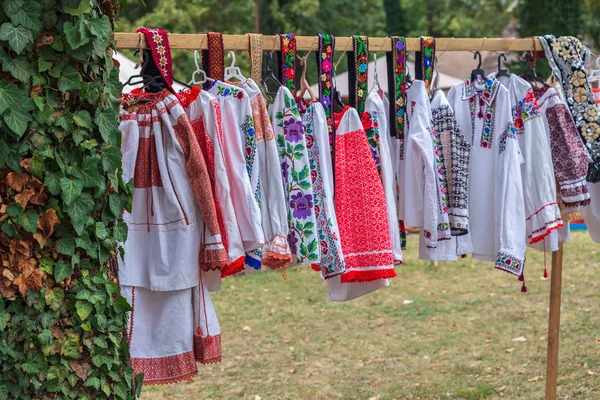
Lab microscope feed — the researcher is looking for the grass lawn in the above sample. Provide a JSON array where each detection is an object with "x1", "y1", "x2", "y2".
[{"x1": 142, "y1": 232, "x2": 600, "y2": 400}]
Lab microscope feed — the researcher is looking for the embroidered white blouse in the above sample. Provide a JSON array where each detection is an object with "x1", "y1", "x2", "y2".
[{"x1": 447, "y1": 77, "x2": 527, "y2": 277}]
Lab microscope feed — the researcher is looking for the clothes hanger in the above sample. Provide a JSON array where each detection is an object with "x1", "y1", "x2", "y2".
[
  {"x1": 224, "y1": 51, "x2": 246, "y2": 82},
  {"x1": 188, "y1": 50, "x2": 214, "y2": 86},
  {"x1": 470, "y1": 51, "x2": 486, "y2": 82},
  {"x1": 262, "y1": 50, "x2": 282, "y2": 97},
  {"x1": 372, "y1": 53, "x2": 382, "y2": 93},
  {"x1": 296, "y1": 55, "x2": 317, "y2": 103},
  {"x1": 123, "y1": 50, "x2": 169, "y2": 94},
  {"x1": 522, "y1": 52, "x2": 546, "y2": 87},
  {"x1": 496, "y1": 53, "x2": 510, "y2": 79}
]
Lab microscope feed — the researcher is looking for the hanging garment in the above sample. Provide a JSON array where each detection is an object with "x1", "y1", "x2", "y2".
[
  {"x1": 447, "y1": 77, "x2": 527, "y2": 278},
  {"x1": 119, "y1": 89, "x2": 222, "y2": 384},
  {"x1": 235, "y1": 79, "x2": 292, "y2": 268},
  {"x1": 303, "y1": 102, "x2": 346, "y2": 278},
  {"x1": 272, "y1": 86, "x2": 320, "y2": 266},
  {"x1": 178, "y1": 87, "x2": 246, "y2": 274},
  {"x1": 334, "y1": 106, "x2": 396, "y2": 282},
  {"x1": 581, "y1": 90, "x2": 600, "y2": 243},
  {"x1": 397, "y1": 81, "x2": 448, "y2": 251},
  {"x1": 206, "y1": 80, "x2": 264, "y2": 273},
  {"x1": 365, "y1": 89, "x2": 403, "y2": 264},
  {"x1": 493, "y1": 74, "x2": 564, "y2": 246},
  {"x1": 539, "y1": 35, "x2": 600, "y2": 183}
]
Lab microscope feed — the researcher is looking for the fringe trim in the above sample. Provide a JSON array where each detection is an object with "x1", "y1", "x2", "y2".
[
  {"x1": 244, "y1": 254, "x2": 262, "y2": 270},
  {"x1": 221, "y1": 257, "x2": 245, "y2": 278},
  {"x1": 262, "y1": 251, "x2": 293, "y2": 269},
  {"x1": 340, "y1": 267, "x2": 396, "y2": 283},
  {"x1": 199, "y1": 247, "x2": 229, "y2": 272}
]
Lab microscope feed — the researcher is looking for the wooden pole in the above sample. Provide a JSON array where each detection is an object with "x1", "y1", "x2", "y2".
[{"x1": 545, "y1": 243, "x2": 564, "y2": 400}]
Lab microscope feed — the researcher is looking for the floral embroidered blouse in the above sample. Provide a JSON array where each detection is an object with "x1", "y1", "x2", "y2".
[
  {"x1": 272, "y1": 86, "x2": 320, "y2": 266},
  {"x1": 447, "y1": 77, "x2": 527, "y2": 277}
]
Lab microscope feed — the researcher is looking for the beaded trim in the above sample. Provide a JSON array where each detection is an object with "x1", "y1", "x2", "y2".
[
  {"x1": 386, "y1": 36, "x2": 407, "y2": 139},
  {"x1": 136, "y1": 27, "x2": 173, "y2": 89},
  {"x1": 279, "y1": 33, "x2": 297, "y2": 97},
  {"x1": 248, "y1": 34, "x2": 263, "y2": 84},
  {"x1": 317, "y1": 34, "x2": 336, "y2": 149},
  {"x1": 420, "y1": 36, "x2": 435, "y2": 94},
  {"x1": 348, "y1": 35, "x2": 368, "y2": 114},
  {"x1": 202, "y1": 32, "x2": 225, "y2": 85}
]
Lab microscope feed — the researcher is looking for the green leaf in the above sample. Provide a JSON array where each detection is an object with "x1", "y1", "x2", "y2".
[
  {"x1": 113, "y1": 295, "x2": 132, "y2": 312},
  {"x1": 85, "y1": 377, "x2": 101, "y2": 390},
  {"x1": 1, "y1": 221, "x2": 18, "y2": 238},
  {"x1": 0, "y1": 311, "x2": 10, "y2": 331},
  {"x1": 0, "y1": 138, "x2": 22, "y2": 171},
  {"x1": 81, "y1": 321, "x2": 91, "y2": 331},
  {"x1": 74, "y1": 157, "x2": 103, "y2": 189},
  {"x1": 57, "y1": 65, "x2": 81, "y2": 92},
  {"x1": 299, "y1": 165, "x2": 309, "y2": 181},
  {"x1": 18, "y1": 209, "x2": 38, "y2": 233},
  {"x1": 87, "y1": 15, "x2": 110, "y2": 44},
  {"x1": 75, "y1": 300, "x2": 93, "y2": 321},
  {"x1": 63, "y1": 19, "x2": 89, "y2": 50},
  {"x1": 60, "y1": 334, "x2": 80, "y2": 359},
  {"x1": 298, "y1": 180, "x2": 311, "y2": 190},
  {"x1": 2, "y1": 56, "x2": 30, "y2": 82},
  {"x1": 39, "y1": 258, "x2": 54, "y2": 274},
  {"x1": 22, "y1": 360, "x2": 41, "y2": 373},
  {"x1": 44, "y1": 171, "x2": 61, "y2": 195},
  {"x1": 62, "y1": 0, "x2": 89, "y2": 16},
  {"x1": 67, "y1": 192, "x2": 94, "y2": 235},
  {"x1": 45, "y1": 288, "x2": 64, "y2": 311},
  {"x1": 0, "y1": 22, "x2": 33, "y2": 54},
  {"x1": 2, "y1": 0, "x2": 24, "y2": 16},
  {"x1": 63, "y1": 0, "x2": 82, "y2": 8},
  {"x1": 0, "y1": 80, "x2": 21, "y2": 115},
  {"x1": 39, "y1": 312, "x2": 55, "y2": 328},
  {"x1": 59, "y1": 177, "x2": 83, "y2": 205},
  {"x1": 307, "y1": 239, "x2": 318, "y2": 253},
  {"x1": 11, "y1": 1, "x2": 42, "y2": 32},
  {"x1": 299, "y1": 243, "x2": 308, "y2": 257},
  {"x1": 4, "y1": 106, "x2": 32, "y2": 136},
  {"x1": 92, "y1": 353, "x2": 111, "y2": 367},
  {"x1": 55, "y1": 235, "x2": 75, "y2": 255},
  {"x1": 102, "y1": 144, "x2": 121, "y2": 173},
  {"x1": 95, "y1": 107, "x2": 118, "y2": 144},
  {"x1": 73, "y1": 110, "x2": 93, "y2": 130},
  {"x1": 38, "y1": 57, "x2": 52, "y2": 72},
  {"x1": 37, "y1": 329, "x2": 53, "y2": 346},
  {"x1": 53, "y1": 261, "x2": 73, "y2": 283},
  {"x1": 113, "y1": 221, "x2": 128, "y2": 242},
  {"x1": 94, "y1": 222, "x2": 107, "y2": 240},
  {"x1": 30, "y1": 155, "x2": 44, "y2": 178},
  {"x1": 93, "y1": 336, "x2": 108, "y2": 349}
]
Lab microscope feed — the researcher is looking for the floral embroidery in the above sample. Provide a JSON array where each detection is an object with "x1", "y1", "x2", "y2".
[
  {"x1": 241, "y1": 115, "x2": 257, "y2": 182},
  {"x1": 463, "y1": 76, "x2": 500, "y2": 148},
  {"x1": 202, "y1": 32, "x2": 225, "y2": 83},
  {"x1": 541, "y1": 35, "x2": 600, "y2": 182},
  {"x1": 499, "y1": 122, "x2": 517, "y2": 154},
  {"x1": 274, "y1": 89, "x2": 319, "y2": 265},
  {"x1": 388, "y1": 37, "x2": 407, "y2": 139},
  {"x1": 362, "y1": 111, "x2": 382, "y2": 174},
  {"x1": 280, "y1": 33, "x2": 297, "y2": 97},
  {"x1": 318, "y1": 34, "x2": 335, "y2": 147},
  {"x1": 519, "y1": 90, "x2": 541, "y2": 122},
  {"x1": 216, "y1": 85, "x2": 244, "y2": 100},
  {"x1": 136, "y1": 27, "x2": 173, "y2": 88},
  {"x1": 420, "y1": 36, "x2": 435, "y2": 93},
  {"x1": 349, "y1": 35, "x2": 368, "y2": 114},
  {"x1": 303, "y1": 106, "x2": 344, "y2": 278},
  {"x1": 494, "y1": 251, "x2": 525, "y2": 277}
]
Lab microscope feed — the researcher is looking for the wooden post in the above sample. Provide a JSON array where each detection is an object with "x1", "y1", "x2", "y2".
[{"x1": 545, "y1": 243, "x2": 564, "y2": 400}]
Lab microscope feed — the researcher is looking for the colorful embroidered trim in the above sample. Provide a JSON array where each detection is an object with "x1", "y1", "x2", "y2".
[
  {"x1": 317, "y1": 34, "x2": 335, "y2": 147},
  {"x1": 420, "y1": 36, "x2": 435, "y2": 93},
  {"x1": 540, "y1": 35, "x2": 600, "y2": 183},
  {"x1": 136, "y1": 27, "x2": 174, "y2": 89},
  {"x1": 386, "y1": 37, "x2": 407, "y2": 139},
  {"x1": 248, "y1": 33, "x2": 263, "y2": 84},
  {"x1": 279, "y1": 33, "x2": 297, "y2": 97},
  {"x1": 494, "y1": 251, "x2": 525, "y2": 277},
  {"x1": 348, "y1": 35, "x2": 368, "y2": 114},
  {"x1": 202, "y1": 32, "x2": 225, "y2": 85}
]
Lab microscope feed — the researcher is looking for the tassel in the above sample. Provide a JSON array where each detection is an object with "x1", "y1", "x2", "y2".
[
  {"x1": 542, "y1": 241, "x2": 548, "y2": 280},
  {"x1": 518, "y1": 273, "x2": 524, "y2": 282},
  {"x1": 460, "y1": 254, "x2": 467, "y2": 259},
  {"x1": 543, "y1": 268, "x2": 548, "y2": 279},
  {"x1": 196, "y1": 326, "x2": 203, "y2": 336},
  {"x1": 521, "y1": 281, "x2": 527, "y2": 293}
]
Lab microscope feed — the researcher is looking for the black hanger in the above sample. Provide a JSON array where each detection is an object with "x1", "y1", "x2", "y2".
[
  {"x1": 523, "y1": 56, "x2": 545, "y2": 86},
  {"x1": 470, "y1": 51, "x2": 486, "y2": 82},
  {"x1": 262, "y1": 51, "x2": 282, "y2": 97},
  {"x1": 123, "y1": 50, "x2": 169, "y2": 93},
  {"x1": 332, "y1": 64, "x2": 345, "y2": 112},
  {"x1": 497, "y1": 53, "x2": 510, "y2": 79}
]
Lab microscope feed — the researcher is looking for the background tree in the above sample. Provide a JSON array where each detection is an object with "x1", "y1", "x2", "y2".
[{"x1": 0, "y1": 0, "x2": 139, "y2": 398}]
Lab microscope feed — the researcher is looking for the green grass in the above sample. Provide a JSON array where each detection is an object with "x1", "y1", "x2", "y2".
[{"x1": 142, "y1": 232, "x2": 600, "y2": 399}]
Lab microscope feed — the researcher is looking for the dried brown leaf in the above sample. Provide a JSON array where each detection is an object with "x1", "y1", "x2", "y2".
[
  {"x1": 0, "y1": 279, "x2": 16, "y2": 298},
  {"x1": 69, "y1": 360, "x2": 90, "y2": 381},
  {"x1": 6, "y1": 172, "x2": 30, "y2": 192},
  {"x1": 14, "y1": 189, "x2": 35, "y2": 210},
  {"x1": 25, "y1": 268, "x2": 43, "y2": 292},
  {"x1": 13, "y1": 274, "x2": 28, "y2": 297},
  {"x1": 38, "y1": 208, "x2": 60, "y2": 239},
  {"x1": 19, "y1": 158, "x2": 31, "y2": 171},
  {"x1": 2, "y1": 268, "x2": 15, "y2": 281}
]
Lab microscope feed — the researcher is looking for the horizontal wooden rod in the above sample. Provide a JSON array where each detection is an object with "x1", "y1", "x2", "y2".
[{"x1": 114, "y1": 33, "x2": 542, "y2": 52}]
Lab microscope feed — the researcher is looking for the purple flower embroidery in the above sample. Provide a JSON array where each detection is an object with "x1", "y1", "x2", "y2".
[
  {"x1": 284, "y1": 118, "x2": 304, "y2": 142},
  {"x1": 290, "y1": 192, "x2": 313, "y2": 219},
  {"x1": 321, "y1": 96, "x2": 331, "y2": 109},
  {"x1": 288, "y1": 231, "x2": 299, "y2": 254},
  {"x1": 396, "y1": 40, "x2": 405, "y2": 51},
  {"x1": 281, "y1": 161, "x2": 290, "y2": 181}
]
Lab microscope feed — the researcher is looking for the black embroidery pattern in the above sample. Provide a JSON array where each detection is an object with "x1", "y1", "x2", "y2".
[{"x1": 431, "y1": 104, "x2": 470, "y2": 236}]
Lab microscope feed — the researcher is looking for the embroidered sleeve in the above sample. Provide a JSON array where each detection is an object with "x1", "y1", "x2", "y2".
[{"x1": 546, "y1": 104, "x2": 590, "y2": 207}]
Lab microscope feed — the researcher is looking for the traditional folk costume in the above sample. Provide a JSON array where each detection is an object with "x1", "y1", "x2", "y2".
[
  {"x1": 447, "y1": 76, "x2": 527, "y2": 280},
  {"x1": 581, "y1": 88, "x2": 600, "y2": 243}
]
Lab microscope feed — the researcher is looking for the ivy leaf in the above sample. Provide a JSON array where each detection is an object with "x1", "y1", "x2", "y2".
[
  {"x1": 63, "y1": 19, "x2": 89, "y2": 50},
  {"x1": 58, "y1": 65, "x2": 81, "y2": 92},
  {"x1": 94, "y1": 222, "x2": 107, "y2": 240},
  {"x1": 2, "y1": 56, "x2": 30, "y2": 82},
  {"x1": 39, "y1": 258, "x2": 54, "y2": 274},
  {"x1": 60, "y1": 334, "x2": 81, "y2": 359},
  {"x1": 0, "y1": 311, "x2": 10, "y2": 331},
  {"x1": 67, "y1": 192, "x2": 94, "y2": 235},
  {"x1": 73, "y1": 158, "x2": 102, "y2": 188},
  {"x1": 0, "y1": 81, "x2": 23, "y2": 115},
  {"x1": 62, "y1": 0, "x2": 90, "y2": 16},
  {"x1": 0, "y1": 22, "x2": 33, "y2": 54},
  {"x1": 44, "y1": 171, "x2": 61, "y2": 195},
  {"x1": 2, "y1": 0, "x2": 24, "y2": 16},
  {"x1": 39, "y1": 312, "x2": 55, "y2": 328},
  {"x1": 56, "y1": 234, "x2": 75, "y2": 255},
  {"x1": 59, "y1": 177, "x2": 83, "y2": 205},
  {"x1": 101, "y1": 145, "x2": 121, "y2": 173},
  {"x1": 54, "y1": 261, "x2": 73, "y2": 283},
  {"x1": 45, "y1": 287, "x2": 64, "y2": 311},
  {"x1": 38, "y1": 329, "x2": 53, "y2": 345},
  {"x1": 95, "y1": 107, "x2": 118, "y2": 144},
  {"x1": 73, "y1": 110, "x2": 93, "y2": 130},
  {"x1": 75, "y1": 300, "x2": 93, "y2": 321},
  {"x1": 108, "y1": 193, "x2": 123, "y2": 218},
  {"x1": 11, "y1": 1, "x2": 43, "y2": 33},
  {"x1": 63, "y1": 0, "x2": 82, "y2": 8},
  {"x1": 113, "y1": 221, "x2": 127, "y2": 242},
  {"x1": 18, "y1": 209, "x2": 38, "y2": 233},
  {"x1": 0, "y1": 138, "x2": 22, "y2": 171},
  {"x1": 85, "y1": 377, "x2": 101, "y2": 390},
  {"x1": 4, "y1": 106, "x2": 32, "y2": 136}
]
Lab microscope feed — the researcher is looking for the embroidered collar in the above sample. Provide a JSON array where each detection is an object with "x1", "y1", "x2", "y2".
[
  {"x1": 136, "y1": 27, "x2": 173, "y2": 90},
  {"x1": 461, "y1": 76, "x2": 500, "y2": 105}
]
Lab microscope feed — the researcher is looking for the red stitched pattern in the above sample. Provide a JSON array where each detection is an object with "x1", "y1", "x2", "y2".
[
  {"x1": 134, "y1": 136, "x2": 163, "y2": 188},
  {"x1": 194, "y1": 333, "x2": 222, "y2": 364},
  {"x1": 136, "y1": 27, "x2": 173, "y2": 88},
  {"x1": 203, "y1": 32, "x2": 225, "y2": 82},
  {"x1": 131, "y1": 351, "x2": 198, "y2": 385},
  {"x1": 173, "y1": 114, "x2": 219, "y2": 235},
  {"x1": 335, "y1": 128, "x2": 395, "y2": 283}
]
